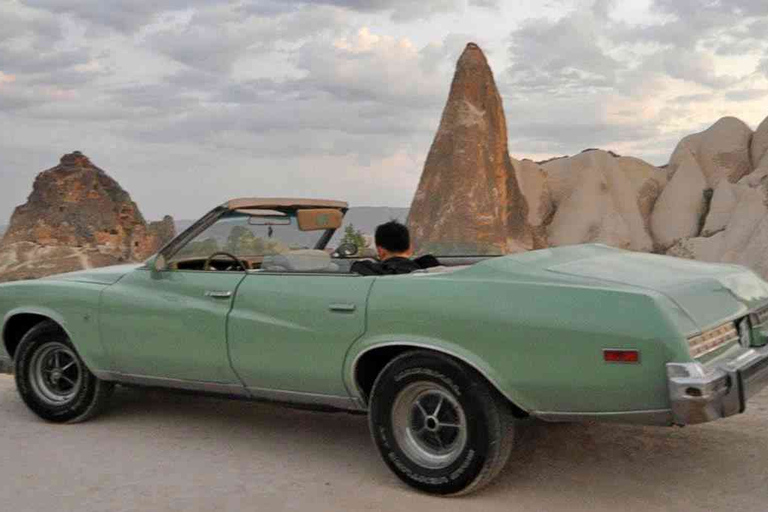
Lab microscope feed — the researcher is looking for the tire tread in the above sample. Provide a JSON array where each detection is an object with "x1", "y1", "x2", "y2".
[
  {"x1": 14, "y1": 320, "x2": 113, "y2": 423},
  {"x1": 369, "y1": 350, "x2": 516, "y2": 496}
]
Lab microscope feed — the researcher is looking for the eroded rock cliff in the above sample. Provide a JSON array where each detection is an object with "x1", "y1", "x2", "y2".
[
  {"x1": 407, "y1": 42, "x2": 768, "y2": 280},
  {"x1": 0, "y1": 152, "x2": 175, "y2": 282}
]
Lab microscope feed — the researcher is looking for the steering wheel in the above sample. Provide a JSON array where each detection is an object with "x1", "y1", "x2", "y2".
[{"x1": 204, "y1": 251, "x2": 247, "y2": 272}]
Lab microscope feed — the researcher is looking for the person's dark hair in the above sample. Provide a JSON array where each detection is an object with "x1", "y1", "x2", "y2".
[{"x1": 375, "y1": 220, "x2": 410, "y2": 253}]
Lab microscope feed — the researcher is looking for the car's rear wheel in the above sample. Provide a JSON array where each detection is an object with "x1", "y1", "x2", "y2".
[
  {"x1": 15, "y1": 321, "x2": 114, "y2": 423},
  {"x1": 368, "y1": 351, "x2": 515, "y2": 496}
]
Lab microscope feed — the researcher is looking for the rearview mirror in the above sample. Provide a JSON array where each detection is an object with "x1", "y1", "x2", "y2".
[{"x1": 247, "y1": 216, "x2": 291, "y2": 226}]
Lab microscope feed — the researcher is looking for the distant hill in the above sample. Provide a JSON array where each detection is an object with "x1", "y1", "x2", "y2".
[
  {"x1": 174, "y1": 206, "x2": 410, "y2": 249},
  {"x1": 0, "y1": 225, "x2": 6, "y2": 239}
]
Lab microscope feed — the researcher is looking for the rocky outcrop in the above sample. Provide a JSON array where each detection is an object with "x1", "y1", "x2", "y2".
[
  {"x1": 541, "y1": 150, "x2": 665, "y2": 252},
  {"x1": 667, "y1": 157, "x2": 768, "y2": 267},
  {"x1": 0, "y1": 152, "x2": 175, "y2": 282},
  {"x1": 753, "y1": 116, "x2": 768, "y2": 169},
  {"x1": 667, "y1": 117, "x2": 753, "y2": 187},
  {"x1": 510, "y1": 158, "x2": 553, "y2": 249},
  {"x1": 408, "y1": 43, "x2": 534, "y2": 255},
  {"x1": 405, "y1": 43, "x2": 768, "y2": 281},
  {"x1": 661, "y1": 115, "x2": 768, "y2": 279},
  {"x1": 650, "y1": 152, "x2": 708, "y2": 250}
]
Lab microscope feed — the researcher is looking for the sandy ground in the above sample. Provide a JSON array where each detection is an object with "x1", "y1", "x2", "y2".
[{"x1": 0, "y1": 375, "x2": 767, "y2": 512}]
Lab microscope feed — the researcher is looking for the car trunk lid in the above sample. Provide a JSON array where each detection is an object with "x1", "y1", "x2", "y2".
[{"x1": 546, "y1": 248, "x2": 768, "y2": 333}]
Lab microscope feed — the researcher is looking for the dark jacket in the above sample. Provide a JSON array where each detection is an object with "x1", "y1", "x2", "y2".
[{"x1": 351, "y1": 255, "x2": 439, "y2": 276}]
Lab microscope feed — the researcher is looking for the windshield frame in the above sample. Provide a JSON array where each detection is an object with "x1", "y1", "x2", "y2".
[{"x1": 156, "y1": 205, "x2": 345, "y2": 264}]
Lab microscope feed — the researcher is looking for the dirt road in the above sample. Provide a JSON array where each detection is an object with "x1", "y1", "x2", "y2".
[{"x1": 1, "y1": 375, "x2": 766, "y2": 512}]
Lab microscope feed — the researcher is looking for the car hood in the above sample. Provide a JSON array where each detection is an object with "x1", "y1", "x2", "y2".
[
  {"x1": 544, "y1": 246, "x2": 768, "y2": 332},
  {"x1": 43, "y1": 263, "x2": 143, "y2": 285}
]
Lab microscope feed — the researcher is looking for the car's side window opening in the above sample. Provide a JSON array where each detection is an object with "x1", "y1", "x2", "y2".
[{"x1": 167, "y1": 209, "x2": 349, "y2": 274}]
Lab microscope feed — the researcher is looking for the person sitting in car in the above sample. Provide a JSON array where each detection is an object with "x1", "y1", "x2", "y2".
[{"x1": 351, "y1": 221, "x2": 438, "y2": 276}]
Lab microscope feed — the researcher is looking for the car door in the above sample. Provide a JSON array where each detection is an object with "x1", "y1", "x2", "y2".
[
  {"x1": 99, "y1": 209, "x2": 251, "y2": 385},
  {"x1": 227, "y1": 273, "x2": 374, "y2": 400},
  {"x1": 100, "y1": 267, "x2": 246, "y2": 383}
]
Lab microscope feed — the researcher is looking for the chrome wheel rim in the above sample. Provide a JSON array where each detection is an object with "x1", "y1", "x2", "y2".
[
  {"x1": 29, "y1": 342, "x2": 82, "y2": 406},
  {"x1": 391, "y1": 382, "x2": 468, "y2": 470}
]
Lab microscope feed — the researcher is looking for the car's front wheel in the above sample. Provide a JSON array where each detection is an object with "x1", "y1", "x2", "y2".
[
  {"x1": 15, "y1": 321, "x2": 114, "y2": 423},
  {"x1": 368, "y1": 351, "x2": 515, "y2": 496}
]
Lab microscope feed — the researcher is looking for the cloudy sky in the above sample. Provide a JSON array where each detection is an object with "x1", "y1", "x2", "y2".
[{"x1": 1, "y1": 0, "x2": 767, "y2": 223}]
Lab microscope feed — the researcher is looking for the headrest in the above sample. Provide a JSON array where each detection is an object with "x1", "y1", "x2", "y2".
[{"x1": 267, "y1": 250, "x2": 332, "y2": 272}]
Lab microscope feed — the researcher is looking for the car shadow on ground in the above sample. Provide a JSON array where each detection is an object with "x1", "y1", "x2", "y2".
[{"x1": 83, "y1": 386, "x2": 768, "y2": 509}]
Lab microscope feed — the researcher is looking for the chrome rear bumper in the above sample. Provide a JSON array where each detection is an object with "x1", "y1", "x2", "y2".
[{"x1": 667, "y1": 345, "x2": 768, "y2": 425}]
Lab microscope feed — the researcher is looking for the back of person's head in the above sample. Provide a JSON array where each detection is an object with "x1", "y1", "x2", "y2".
[{"x1": 375, "y1": 221, "x2": 410, "y2": 254}]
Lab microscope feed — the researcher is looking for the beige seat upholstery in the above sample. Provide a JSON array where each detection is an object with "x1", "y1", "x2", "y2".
[{"x1": 262, "y1": 250, "x2": 336, "y2": 272}]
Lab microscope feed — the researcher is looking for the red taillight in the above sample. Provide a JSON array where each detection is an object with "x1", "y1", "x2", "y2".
[{"x1": 603, "y1": 349, "x2": 640, "y2": 363}]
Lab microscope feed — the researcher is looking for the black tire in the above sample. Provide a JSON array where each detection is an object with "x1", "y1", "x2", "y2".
[
  {"x1": 368, "y1": 351, "x2": 515, "y2": 496},
  {"x1": 14, "y1": 321, "x2": 114, "y2": 423}
]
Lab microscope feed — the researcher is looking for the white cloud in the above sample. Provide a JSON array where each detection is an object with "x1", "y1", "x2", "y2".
[
  {"x1": 0, "y1": 72, "x2": 15, "y2": 87},
  {"x1": 20, "y1": 0, "x2": 211, "y2": 33},
  {"x1": 468, "y1": 0, "x2": 498, "y2": 9},
  {"x1": 268, "y1": 0, "x2": 464, "y2": 22},
  {"x1": 499, "y1": 0, "x2": 768, "y2": 163},
  {"x1": 507, "y1": 9, "x2": 619, "y2": 94},
  {"x1": 2, "y1": 0, "x2": 768, "y2": 224},
  {"x1": 759, "y1": 56, "x2": 768, "y2": 77}
]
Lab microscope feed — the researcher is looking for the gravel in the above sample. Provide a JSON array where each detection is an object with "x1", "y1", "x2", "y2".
[{"x1": 1, "y1": 375, "x2": 767, "y2": 512}]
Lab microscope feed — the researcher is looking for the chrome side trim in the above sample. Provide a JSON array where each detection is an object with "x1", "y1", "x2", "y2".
[
  {"x1": 92, "y1": 371, "x2": 251, "y2": 397},
  {"x1": 93, "y1": 370, "x2": 364, "y2": 411},
  {"x1": 533, "y1": 409, "x2": 674, "y2": 426},
  {"x1": 246, "y1": 386, "x2": 364, "y2": 411},
  {"x1": 349, "y1": 342, "x2": 522, "y2": 410}
]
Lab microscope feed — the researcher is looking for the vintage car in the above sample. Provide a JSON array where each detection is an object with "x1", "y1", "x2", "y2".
[{"x1": 1, "y1": 197, "x2": 768, "y2": 495}]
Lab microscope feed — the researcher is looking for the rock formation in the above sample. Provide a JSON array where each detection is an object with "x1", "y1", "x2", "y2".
[
  {"x1": 408, "y1": 43, "x2": 535, "y2": 255},
  {"x1": 541, "y1": 150, "x2": 665, "y2": 252},
  {"x1": 407, "y1": 42, "x2": 768, "y2": 281},
  {"x1": 0, "y1": 152, "x2": 175, "y2": 282},
  {"x1": 753, "y1": 116, "x2": 768, "y2": 170}
]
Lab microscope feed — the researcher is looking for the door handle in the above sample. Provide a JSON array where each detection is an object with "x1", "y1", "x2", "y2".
[
  {"x1": 329, "y1": 303, "x2": 356, "y2": 312},
  {"x1": 205, "y1": 291, "x2": 233, "y2": 299}
]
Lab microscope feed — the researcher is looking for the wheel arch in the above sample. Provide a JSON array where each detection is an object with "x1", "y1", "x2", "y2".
[
  {"x1": 3, "y1": 309, "x2": 69, "y2": 360},
  {"x1": 349, "y1": 342, "x2": 529, "y2": 418}
]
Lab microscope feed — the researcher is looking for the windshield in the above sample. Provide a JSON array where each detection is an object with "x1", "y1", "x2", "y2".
[{"x1": 172, "y1": 210, "x2": 325, "y2": 262}]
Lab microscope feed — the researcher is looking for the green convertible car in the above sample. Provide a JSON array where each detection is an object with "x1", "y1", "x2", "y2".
[{"x1": 2, "y1": 197, "x2": 768, "y2": 495}]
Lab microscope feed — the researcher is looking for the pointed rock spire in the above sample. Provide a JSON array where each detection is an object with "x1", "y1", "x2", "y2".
[{"x1": 407, "y1": 43, "x2": 533, "y2": 255}]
